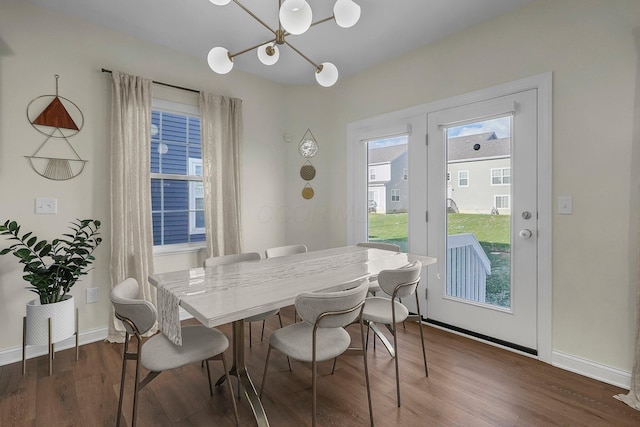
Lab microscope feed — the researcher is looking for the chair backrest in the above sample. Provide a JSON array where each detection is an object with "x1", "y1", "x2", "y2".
[
  {"x1": 110, "y1": 278, "x2": 157, "y2": 336},
  {"x1": 203, "y1": 252, "x2": 261, "y2": 267},
  {"x1": 357, "y1": 242, "x2": 401, "y2": 252},
  {"x1": 378, "y1": 260, "x2": 423, "y2": 299},
  {"x1": 295, "y1": 279, "x2": 369, "y2": 328},
  {"x1": 265, "y1": 244, "x2": 307, "y2": 258}
]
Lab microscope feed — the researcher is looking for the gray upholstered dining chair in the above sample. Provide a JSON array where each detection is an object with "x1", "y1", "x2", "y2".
[
  {"x1": 356, "y1": 242, "x2": 401, "y2": 295},
  {"x1": 203, "y1": 251, "x2": 261, "y2": 267},
  {"x1": 264, "y1": 244, "x2": 307, "y2": 258},
  {"x1": 265, "y1": 244, "x2": 308, "y2": 323},
  {"x1": 260, "y1": 279, "x2": 373, "y2": 427},
  {"x1": 110, "y1": 278, "x2": 239, "y2": 427},
  {"x1": 362, "y1": 260, "x2": 428, "y2": 407},
  {"x1": 203, "y1": 251, "x2": 283, "y2": 346}
]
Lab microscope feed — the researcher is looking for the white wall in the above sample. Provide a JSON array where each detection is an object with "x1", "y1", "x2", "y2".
[
  {"x1": 0, "y1": 0, "x2": 287, "y2": 352},
  {"x1": 1, "y1": 0, "x2": 639, "y2": 383},
  {"x1": 284, "y1": 0, "x2": 640, "y2": 374}
]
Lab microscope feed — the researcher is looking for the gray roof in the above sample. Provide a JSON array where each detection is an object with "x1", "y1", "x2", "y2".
[
  {"x1": 448, "y1": 132, "x2": 510, "y2": 162},
  {"x1": 368, "y1": 143, "x2": 407, "y2": 164}
]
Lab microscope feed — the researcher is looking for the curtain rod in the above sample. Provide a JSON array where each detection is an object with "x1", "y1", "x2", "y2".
[{"x1": 101, "y1": 68, "x2": 199, "y2": 94}]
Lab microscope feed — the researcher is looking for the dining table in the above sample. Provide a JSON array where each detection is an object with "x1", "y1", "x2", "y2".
[{"x1": 148, "y1": 245, "x2": 436, "y2": 426}]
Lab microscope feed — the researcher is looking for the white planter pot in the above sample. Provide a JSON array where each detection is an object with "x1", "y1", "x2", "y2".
[{"x1": 25, "y1": 295, "x2": 76, "y2": 345}]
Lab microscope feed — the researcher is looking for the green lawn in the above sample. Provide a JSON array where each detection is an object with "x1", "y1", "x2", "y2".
[{"x1": 368, "y1": 212, "x2": 511, "y2": 307}]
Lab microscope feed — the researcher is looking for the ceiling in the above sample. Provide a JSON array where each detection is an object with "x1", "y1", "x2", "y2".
[{"x1": 26, "y1": 0, "x2": 533, "y2": 86}]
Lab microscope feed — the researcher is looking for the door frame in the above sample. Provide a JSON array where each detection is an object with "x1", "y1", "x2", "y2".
[{"x1": 347, "y1": 72, "x2": 552, "y2": 363}]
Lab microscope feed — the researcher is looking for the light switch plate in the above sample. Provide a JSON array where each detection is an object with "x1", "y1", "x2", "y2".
[
  {"x1": 558, "y1": 195, "x2": 572, "y2": 215},
  {"x1": 35, "y1": 198, "x2": 57, "y2": 214},
  {"x1": 86, "y1": 287, "x2": 99, "y2": 304}
]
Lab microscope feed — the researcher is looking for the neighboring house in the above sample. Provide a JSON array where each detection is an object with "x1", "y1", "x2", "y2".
[
  {"x1": 447, "y1": 132, "x2": 511, "y2": 215},
  {"x1": 368, "y1": 143, "x2": 408, "y2": 214},
  {"x1": 150, "y1": 109, "x2": 205, "y2": 245}
]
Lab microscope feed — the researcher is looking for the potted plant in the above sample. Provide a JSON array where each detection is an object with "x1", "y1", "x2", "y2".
[{"x1": 0, "y1": 218, "x2": 101, "y2": 374}]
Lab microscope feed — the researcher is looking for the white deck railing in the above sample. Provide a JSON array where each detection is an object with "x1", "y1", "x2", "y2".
[{"x1": 447, "y1": 233, "x2": 491, "y2": 303}]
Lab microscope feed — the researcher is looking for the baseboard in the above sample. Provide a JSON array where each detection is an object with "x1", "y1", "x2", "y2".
[
  {"x1": 552, "y1": 350, "x2": 631, "y2": 390},
  {"x1": 0, "y1": 326, "x2": 109, "y2": 367}
]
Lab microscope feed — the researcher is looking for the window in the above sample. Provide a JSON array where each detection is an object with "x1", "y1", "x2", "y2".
[
  {"x1": 391, "y1": 189, "x2": 400, "y2": 202},
  {"x1": 458, "y1": 170, "x2": 469, "y2": 187},
  {"x1": 150, "y1": 101, "x2": 205, "y2": 247},
  {"x1": 491, "y1": 167, "x2": 511, "y2": 185},
  {"x1": 369, "y1": 167, "x2": 376, "y2": 181},
  {"x1": 402, "y1": 168, "x2": 408, "y2": 181},
  {"x1": 495, "y1": 195, "x2": 510, "y2": 210}
]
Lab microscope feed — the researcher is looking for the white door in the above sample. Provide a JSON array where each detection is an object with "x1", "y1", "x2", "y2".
[{"x1": 426, "y1": 89, "x2": 538, "y2": 353}]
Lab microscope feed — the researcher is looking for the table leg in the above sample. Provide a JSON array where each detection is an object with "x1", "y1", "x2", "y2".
[
  {"x1": 215, "y1": 320, "x2": 270, "y2": 427},
  {"x1": 368, "y1": 321, "x2": 396, "y2": 357}
]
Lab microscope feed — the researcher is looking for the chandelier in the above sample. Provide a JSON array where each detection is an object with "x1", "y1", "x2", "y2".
[{"x1": 207, "y1": 0, "x2": 361, "y2": 87}]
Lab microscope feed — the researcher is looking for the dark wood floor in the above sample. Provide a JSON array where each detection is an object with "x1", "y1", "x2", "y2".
[{"x1": 1, "y1": 305, "x2": 638, "y2": 426}]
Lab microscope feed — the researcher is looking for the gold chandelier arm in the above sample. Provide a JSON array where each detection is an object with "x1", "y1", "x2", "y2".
[
  {"x1": 284, "y1": 40, "x2": 320, "y2": 70},
  {"x1": 230, "y1": 38, "x2": 277, "y2": 59},
  {"x1": 232, "y1": 0, "x2": 277, "y2": 36}
]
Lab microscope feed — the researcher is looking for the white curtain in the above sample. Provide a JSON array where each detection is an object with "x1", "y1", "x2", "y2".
[
  {"x1": 199, "y1": 92, "x2": 243, "y2": 257},
  {"x1": 615, "y1": 27, "x2": 640, "y2": 410},
  {"x1": 106, "y1": 71, "x2": 156, "y2": 343}
]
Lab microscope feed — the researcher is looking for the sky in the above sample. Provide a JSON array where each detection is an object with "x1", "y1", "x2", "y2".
[
  {"x1": 447, "y1": 116, "x2": 511, "y2": 139},
  {"x1": 368, "y1": 116, "x2": 511, "y2": 149}
]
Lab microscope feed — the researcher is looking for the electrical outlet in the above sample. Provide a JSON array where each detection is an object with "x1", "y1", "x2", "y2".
[
  {"x1": 86, "y1": 287, "x2": 99, "y2": 304},
  {"x1": 35, "y1": 197, "x2": 57, "y2": 214}
]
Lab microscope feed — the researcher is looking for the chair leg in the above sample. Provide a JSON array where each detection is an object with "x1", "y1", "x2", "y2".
[
  {"x1": 277, "y1": 311, "x2": 284, "y2": 328},
  {"x1": 331, "y1": 357, "x2": 338, "y2": 374},
  {"x1": 116, "y1": 336, "x2": 130, "y2": 427},
  {"x1": 205, "y1": 359, "x2": 214, "y2": 396},
  {"x1": 359, "y1": 319, "x2": 374, "y2": 427},
  {"x1": 248, "y1": 322, "x2": 253, "y2": 347},
  {"x1": 132, "y1": 339, "x2": 143, "y2": 427},
  {"x1": 415, "y1": 292, "x2": 429, "y2": 377},
  {"x1": 259, "y1": 344, "x2": 273, "y2": 399},
  {"x1": 260, "y1": 319, "x2": 266, "y2": 341},
  {"x1": 312, "y1": 357, "x2": 317, "y2": 427},
  {"x1": 221, "y1": 354, "x2": 240, "y2": 426},
  {"x1": 392, "y1": 322, "x2": 401, "y2": 407}
]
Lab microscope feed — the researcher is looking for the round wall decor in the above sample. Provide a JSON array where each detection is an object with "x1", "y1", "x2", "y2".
[
  {"x1": 302, "y1": 184, "x2": 314, "y2": 199},
  {"x1": 300, "y1": 163, "x2": 316, "y2": 181}
]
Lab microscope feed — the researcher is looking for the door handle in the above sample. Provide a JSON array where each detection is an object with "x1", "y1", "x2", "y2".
[{"x1": 519, "y1": 229, "x2": 533, "y2": 239}]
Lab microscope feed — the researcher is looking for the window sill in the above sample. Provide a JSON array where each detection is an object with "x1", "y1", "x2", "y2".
[{"x1": 153, "y1": 243, "x2": 206, "y2": 256}]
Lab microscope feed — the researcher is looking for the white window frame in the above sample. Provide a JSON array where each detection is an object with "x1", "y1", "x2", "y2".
[
  {"x1": 151, "y1": 99, "x2": 205, "y2": 253},
  {"x1": 369, "y1": 167, "x2": 376, "y2": 181},
  {"x1": 402, "y1": 168, "x2": 408, "y2": 181},
  {"x1": 458, "y1": 170, "x2": 469, "y2": 187},
  {"x1": 494, "y1": 194, "x2": 510, "y2": 209},
  {"x1": 391, "y1": 188, "x2": 400, "y2": 202},
  {"x1": 188, "y1": 158, "x2": 205, "y2": 235},
  {"x1": 491, "y1": 167, "x2": 511, "y2": 185}
]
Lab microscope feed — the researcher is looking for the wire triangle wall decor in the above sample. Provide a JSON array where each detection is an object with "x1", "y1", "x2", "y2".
[{"x1": 25, "y1": 75, "x2": 86, "y2": 180}]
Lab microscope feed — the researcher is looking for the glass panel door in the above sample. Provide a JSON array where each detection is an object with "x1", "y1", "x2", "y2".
[
  {"x1": 366, "y1": 135, "x2": 409, "y2": 252},
  {"x1": 446, "y1": 117, "x2": 512, "y2": 308}
]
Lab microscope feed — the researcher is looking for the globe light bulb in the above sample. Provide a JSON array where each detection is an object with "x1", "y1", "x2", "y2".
[
  {"x1": 333, "y1": 0, "x2": 361, "y2": 28},
  {"x1": 257, "y1": 43, "x2": 280, "y2": 66},
  {"x1": 315, "y1": 62, "x2": 339, "y2": 87},
  {"x1": 207, "y1": 47, "x2": 234, "y2": 74},
  {"x1": 279, "y1": 0, "x2": 312, "y2": 35},
  {"x1": 209, "y1": 0, "x2": 231, "y2": 5}
]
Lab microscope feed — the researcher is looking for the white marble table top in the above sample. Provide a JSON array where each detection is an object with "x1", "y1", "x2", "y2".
[{"x1": 149, "y1": 245, "x2": 436, "y2": 330}]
